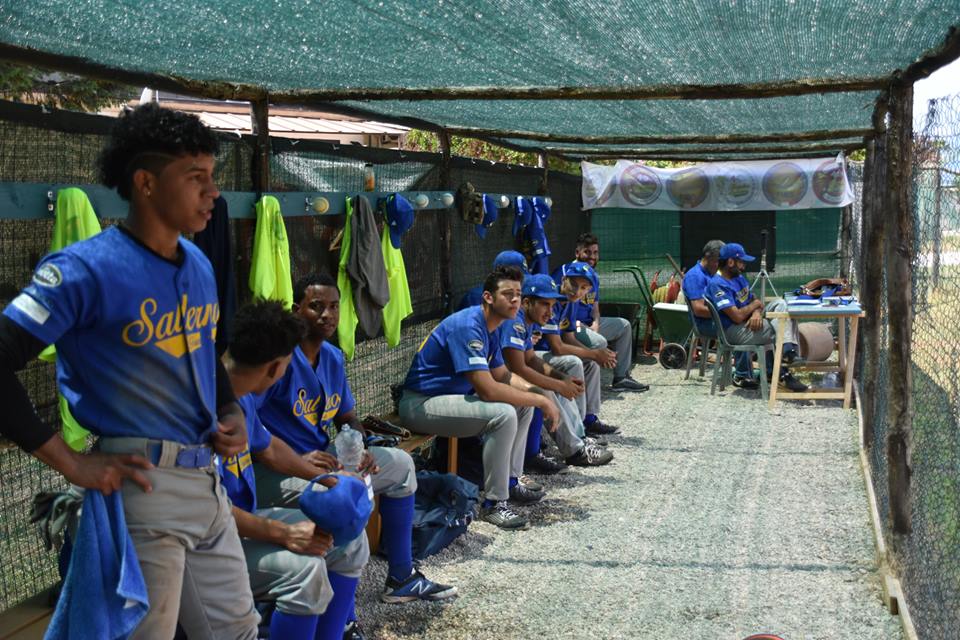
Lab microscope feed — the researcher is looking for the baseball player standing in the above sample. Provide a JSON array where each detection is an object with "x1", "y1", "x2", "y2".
[{"x1": 0, "y1": 104, "x2": 258, "y2": 639}]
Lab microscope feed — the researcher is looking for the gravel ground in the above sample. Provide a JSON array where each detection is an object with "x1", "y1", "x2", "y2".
[{"x1": 354, "y1": 362, "x2": 904, "y2": 640}]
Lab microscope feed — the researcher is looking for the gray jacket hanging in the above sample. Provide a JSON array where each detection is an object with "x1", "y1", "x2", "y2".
[{"x1": 347, "y1": 195, "x2": 391, "y2": 337}]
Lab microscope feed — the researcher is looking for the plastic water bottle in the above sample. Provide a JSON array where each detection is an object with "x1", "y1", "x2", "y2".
[{"x1": 337, "y1": 426, "x2": 374, "y2": 501}]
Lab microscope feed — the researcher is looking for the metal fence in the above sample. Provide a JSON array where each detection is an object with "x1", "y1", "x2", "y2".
[
  {"x1": 0, "y1": 105, "x2": 584, "y2": 613},
  {"x1": 851, "y1": 93, "x2": 960, "y2": 638}
]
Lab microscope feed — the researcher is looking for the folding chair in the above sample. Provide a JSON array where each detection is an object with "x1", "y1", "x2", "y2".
[{"x1": 704, "y1": 299, "x2": 769, "y2": 401}]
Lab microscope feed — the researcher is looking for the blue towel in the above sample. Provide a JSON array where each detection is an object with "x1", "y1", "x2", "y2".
[{"x1": 46, "y1": 490, "x2": 149, "y2": 640}]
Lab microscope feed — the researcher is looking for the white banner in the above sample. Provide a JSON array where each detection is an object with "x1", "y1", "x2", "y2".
[{"x1": 581, "y1": 155, "x2": 854, "y2": 211}]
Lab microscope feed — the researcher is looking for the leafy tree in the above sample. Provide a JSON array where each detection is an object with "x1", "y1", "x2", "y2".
[{"x1": 0, "y1": 63, "x2": 128, "y2": 112}]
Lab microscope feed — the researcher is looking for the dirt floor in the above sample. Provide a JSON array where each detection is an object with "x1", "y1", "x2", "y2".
[{"x1": 354, "y1": 360, "x2": 904, "y2": 640}]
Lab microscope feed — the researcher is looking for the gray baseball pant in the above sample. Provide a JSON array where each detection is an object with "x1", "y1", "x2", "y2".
[
  {"x1": 576, "y1": 316, "x2": 634, "y2": 380},
  {"x1": 541, "y1": 389, "x2": 585, "y2": 458},
  {"x1": 398, "y1": 390, "x2": 532, "y2": 501},
  {"x1": 765, "y1": 299, "x2": 799, "y2": 346},
  {"x1": 255, "y1": 445, "x2": 417, "y2": 509},
  {"x1": 98, "y1": 438, "x2": 260, "y2": 640},
  {"x1": 542, "y1": 352, "x2": 599, "y2": 422},
  {"x1": 243, "y1": 507, "x2": 369, "y2": 615}
]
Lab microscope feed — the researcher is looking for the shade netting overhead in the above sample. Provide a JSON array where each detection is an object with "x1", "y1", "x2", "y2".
[{"x1": 0, "y1": 1, "x2": 958, "y2": 156}]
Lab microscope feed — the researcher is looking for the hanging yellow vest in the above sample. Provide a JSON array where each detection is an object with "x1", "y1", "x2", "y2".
[
  {"x1": 337, "y1": 197, "x2": 360, "y2": 359},
  {"x1": 380, "y1": 225, "x2": 412, "y2": 347},
  {"x1": 42, "y1": 188, "x2": 102, "y2": 450},
  {"x1": 249, "y1": 196, "x2": 293, "y2": 308}
]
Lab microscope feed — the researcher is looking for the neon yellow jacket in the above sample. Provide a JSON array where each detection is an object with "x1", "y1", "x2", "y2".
[
  {"x1": 337, "y1": 197, "x2": 359, "y2": 359},
  {"x1": 381, "y1": 226, "x2": 412, "y2": 347},
  {"x1": 249, "y1": 196, "x2": 293, "y2": 308},
  {"x1": 43, "y1": 188, "x2": 102, "y2": 450}
]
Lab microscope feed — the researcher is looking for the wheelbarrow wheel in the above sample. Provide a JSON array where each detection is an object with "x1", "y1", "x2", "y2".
[{"x1": 659, "y1": 343, "x2": 687, "y2": 369}]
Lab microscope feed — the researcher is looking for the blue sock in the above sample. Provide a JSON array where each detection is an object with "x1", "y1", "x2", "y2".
[
  {"x1": 734, "y1": 351, "x2": 753, "y2": 377},
  {"x1": 270, "y1": 610, "x2": 318, "y2": 640},
  {"x1": 315, "y1": 572, "x2": 359, "y2": 640},
  {"x1": 584, "y1": 414, "x2": 598, "y2": 427},
  {"x1": 379, "y1": 494, "x2": 415, "y2": 582},
  {"x1": 525, "y1": 410, "x2": 543, "y2": 460},
  {"x1": 509, "y1": 477, "x2": 518, "y2": 488}
]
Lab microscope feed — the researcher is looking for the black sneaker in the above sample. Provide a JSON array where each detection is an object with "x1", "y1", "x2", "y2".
[
  {"x1": 585, "y1": 420, "x2": 620, "y2": 436},
  {"x1": 519, "y1": 475, "x2": 544, "y2": 493},
  {"x1": 479, "y1": 501, "x2": 529, "y2": 530},
  {"x1": 732, "y1": 374, "x2": 760, "y2": 390},
  {"x1": 782, "y1": 349, "x2": 806, "y2": 366},
  {"x1": 381, "y1": 569, "x2": 459, "y2": 603},
  {"x1": 611, "y1": 376, "x2": 650, "y2": 392},
  {"x1": 343, "y1": 621, "x2": 367, "y2": 640},
  {"x1": 779, "y1": 372, "x2": 808, "y2": 392},
  {"x1": 509, "y1": 482, "x2": 544, "y2": 504},
  {"x1": 565, "y1": 443, "x2": 614, "y2": 467},
  {"x1": 525, "y1": 451, "x2": 568, "y2": 475},
  {"x1": 583, "y1": 435, "x2": 608, "y2": 448}
]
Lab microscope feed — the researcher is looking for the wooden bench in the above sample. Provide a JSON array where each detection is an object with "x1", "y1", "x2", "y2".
[
  {"x1": 0, "y1": 591, "x2": 54, "y2": 640},
  {"x1": 364, "y1": 425, "x2": 459, "y2": 554}
]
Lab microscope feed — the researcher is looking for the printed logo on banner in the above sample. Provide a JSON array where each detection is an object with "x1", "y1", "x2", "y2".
[
  {"x1": 666, "y1": 168, "x2": 710, "y2": 209},
  {"x1": 811, "y1": 159, "x2": 847, "y2": 205},
  {"x1": 619, "y1": 164, "x2": 662, "y2": 206},
  {"x1": 714, "y1": 165, "x2": 757, "y2": 208},
  {"x1": 584, "y1": 168, "x2": 616, "y2": 206},
  {"x1": 762, "y1": 162, "x2": 808, "y2": 206}
]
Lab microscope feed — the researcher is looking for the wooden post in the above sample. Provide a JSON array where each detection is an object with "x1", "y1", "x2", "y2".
[
  {"x1": 438, "y1": 130, "x2": 454, "y2": 314},
  {"x1": 885, "y1": 80, "x2": 915, "y2": 535},
  {"x1": 538, "y1": 152, "x2": 549, "y2": 195},
  {"x1": 250, "y1": 98, "x2": 270, "y2": 193},
  {"x1": 860, "y1": 100, "x2": 888, "y2": 449}
]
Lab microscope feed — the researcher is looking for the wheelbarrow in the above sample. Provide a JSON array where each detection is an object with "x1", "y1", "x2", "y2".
[{"x1": 613, "y1": 266, "x2": 692, "y2": 369}]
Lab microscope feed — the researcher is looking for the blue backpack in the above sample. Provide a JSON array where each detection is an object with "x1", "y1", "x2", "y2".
[{"x1": 410, "y1": 471, "x2": 479, "y2": 560}]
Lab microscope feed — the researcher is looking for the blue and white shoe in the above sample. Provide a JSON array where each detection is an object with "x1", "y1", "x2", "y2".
[{"x1": 381, "y1": 569, "x2": 458, "y2": 603}]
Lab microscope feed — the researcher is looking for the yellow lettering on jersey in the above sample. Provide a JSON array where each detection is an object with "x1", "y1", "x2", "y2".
[
  {"x1": 293, "y1": 388, "x2": 322, "y2": 426},
  {"x1": 321, "y1": 393, "x2": 342, "y2": 423},
  {"x1": 121, "y1": 295, "x2": 219, "y2": 358},
  {"x1": 736, "y1": 287, "x2": 750, "y2": 304},
  {"x1": 223, "y1": 451, "x2": 251, "y2": 478}
]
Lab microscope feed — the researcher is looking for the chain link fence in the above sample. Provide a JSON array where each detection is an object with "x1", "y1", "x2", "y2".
[
  {"x1": 851, "y1": 93, "x2": 960, "y2": 639},
  {"x1": 0, "y1": 106, "x2": 584, "y2": 613}
]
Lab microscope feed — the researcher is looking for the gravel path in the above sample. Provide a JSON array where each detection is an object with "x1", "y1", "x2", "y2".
[{"x1": 355, "y1": 362, "x2": 904, "y2": 640}]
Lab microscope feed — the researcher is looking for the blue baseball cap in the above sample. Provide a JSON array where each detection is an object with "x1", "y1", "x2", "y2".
[
  {"x1": 522, "y1": 273, "x2": 565, "y2": 299},
  {"x1": 513, "y1": 196, "x2": 534, "y2": 237},
  {"x1": 560, "y1": 261, "x2": 595, "y2": 280},
  {"x1": 532, "y1": 196, "x2": 551, "y2": 222},
  {"x1": 299, "y1": 474, "x2": 373, "y2": 546},
  {"x1": 476, "y1": 194, "x2": 499, "y2": 238},
  {"x1": 386, "y1": 194, "x2": 414, "y2": 249},
  {"x1": 719, "y1": 242, "x2": 756, "y2": 262},
  {"x1": 493, "y1": 250, "x2": 528, "y2": 273}
]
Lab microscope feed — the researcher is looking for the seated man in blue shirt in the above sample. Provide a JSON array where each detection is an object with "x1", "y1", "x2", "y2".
[
  {"x1": 400, "y1": 265, "x2": 562, "y2": 530},
  {"x1": 256, "y1": 273, "x2": 457, "y2": 609},
  {"x1": 540, "y1": 261, "x2": 620, "y2": 436},
  {"x1": 499, "y1": 274, "x2": 613, "y2": 467},
  {"x1": 553, "y1": 233, "x2": 648, "y2": 392},
  {"x1": 683, "y1": 239, "x2": 757, "y2": 389},
  {"x1": 220, "y1": 300, "x2": 369, "y2": 640},
  {"x1": 706, "y1": 243, "x2": 807, "y2": 392},
  {"x1": 457, "y1": 250, "x2": 528, "y2": 311}
]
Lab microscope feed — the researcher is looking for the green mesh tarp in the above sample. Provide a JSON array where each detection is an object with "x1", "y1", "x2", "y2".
[{"x1": 0, "y1": 1, "x2": 958, "y2": 149}]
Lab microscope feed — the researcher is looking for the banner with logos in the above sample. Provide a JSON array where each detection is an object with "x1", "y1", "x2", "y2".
[{"x1": 581, "y1": 155, "x2": 853, "y2": 211}]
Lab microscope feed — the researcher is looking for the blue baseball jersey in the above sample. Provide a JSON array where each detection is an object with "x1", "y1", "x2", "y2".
[
  {"x1": 499, "y1": 308, "x2": 535, "y2": 352},
  {"x1": 403, "y1": 306, "x2": 505, "y2": 396},
  {"x1": 706, "y1": 273, "x2": 754, "y2": 329},
  {"x1": 681, "y1": 262, "x2": 716, "y2": 334},
  {"x1": 3, "y1": 227, "x2": 220, "y2": 443},
  {"x1": 259, "y1": 342, "x2": 355, "y2": 455},
  {"x1": 536, "y1": 299, "x2": 579, "y2": 352},
  {"x1": 457, "y1": 285, "x2": 484, "y2": 312},
  {"x1": 218, "y1": 393, "x2": 273, "y2": 513},
  {"x1": 552, "y1": 264, "x2": 599, "y2": 325}
]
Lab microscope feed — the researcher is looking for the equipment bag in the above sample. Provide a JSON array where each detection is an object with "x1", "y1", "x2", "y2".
[{"x1": 409, "y1": 471, "x2": 479, "y2": 560}]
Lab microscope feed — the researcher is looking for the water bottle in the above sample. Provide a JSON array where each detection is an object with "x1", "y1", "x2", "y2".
[{"x1": 337, "y1": 426, "x2": 374, "y2": 501}]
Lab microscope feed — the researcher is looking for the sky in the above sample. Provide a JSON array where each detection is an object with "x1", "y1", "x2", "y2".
[{"x1": 914, "y1": 58, "x2": 960, "y2": 130}]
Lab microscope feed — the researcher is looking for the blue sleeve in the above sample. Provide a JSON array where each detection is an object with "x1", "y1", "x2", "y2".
[
  {"x1": 707, "y1": 280, "x2": 734, "y2": 311},
  {"x1": 500, "y1": 321, "x2": 530, "y2": 352},
  {"x1": 338, "y1": 368, "x2": 356, "y2": 416},
  {"x1": 683, "y1": 271, "x2": 706, "y2": 301},
  {"x1": 2, "y1": 253, "x2": 98, "y2": 345},
  {"x1": 449, "y1": 319, "x2": 493, "y2": 373},
  {"x1": 240, "y1": 395, "x2": 272, "y2": 453},
  {"x1": 488, "y1": 338, "x2": 505, "y2": 369}
]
